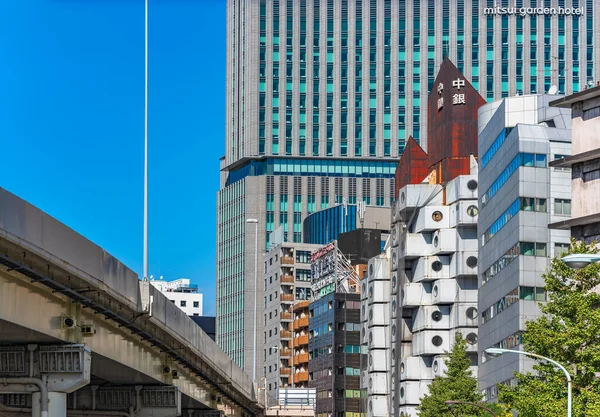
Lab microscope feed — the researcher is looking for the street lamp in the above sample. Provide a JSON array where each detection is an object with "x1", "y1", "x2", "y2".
[
  {"x1": 271, "y1": 345, "x2": 282, "y2": 402},
  {"x1": 561, "y1": 253, "x2": 600, "y2": 270},
  {"x1": 246, "y1": 218, "x2": 259, "y2": 382},
  {"x1": 444, "y1": 400, "x2": 498, "y2": 417},
  {"x1": 485, "y1": 348, "x2": 572, "y2": 417}
]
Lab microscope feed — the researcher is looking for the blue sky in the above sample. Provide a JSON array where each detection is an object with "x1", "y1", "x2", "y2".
[{"x1": 0, "y1": 0, "x2": 225, "y2": 315}]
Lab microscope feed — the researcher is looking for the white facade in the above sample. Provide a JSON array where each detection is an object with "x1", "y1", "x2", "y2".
[
  {"x1": 389, "y1": 170, "x2": 479, "y2": 416},
  {"x1": 361, "y1": 254, "x2": 391, "y2": 417},
  {"x1": 150, "y1": 278, "x2": 203, "y2": 316}
]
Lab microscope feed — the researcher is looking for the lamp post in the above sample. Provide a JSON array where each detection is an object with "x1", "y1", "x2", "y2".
[
  {"x1": 246, "y1": 218, "x2": 259, "y2": 382},
  {"x1": 271, "y1": 345, "x2": 281, "y2": 403},
  {"x1": 561, "y1": 253, "x2": 600, "y2": 270},
  {"x1": 142, "y1": 0, "x2": 149, "y2": 281},
  {"x1": 444, "y1": 400, "x2": 498, "y2": 417},
  {"x1": 485, "y1": 348, "x2": 572, "y2": 417}
]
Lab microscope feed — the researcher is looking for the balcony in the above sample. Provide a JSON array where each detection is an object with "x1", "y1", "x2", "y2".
[
  {"x1": 294, "y1": 317, "x2": 309, "y2": 329},
  {"x1": 281, "y1": 256, "x2": 294, "y2": 265},
  {"x1": 280, "y1": 311, "x2": 292, "y2": 320},
  {"x1": 280, "y1": 330, "x2": 292, "y2": 339},
  {"x1": 280, "y1": 293, "x2": 294, "y2": 302},
  {"x1": 281, "y1": 274, "x2": 295, "y2": 284},
  {"x1": 280, "y1": 348, "x2": 292, "y2": 357},
  {"x1": 294, "y1": 335, "x2": 309, "y2": 346},
  {"x1": 294, "y1": 371, "x2": 309, "y2": 384},
  {"x1": 280, "y1": 367, "x2": 292, "y2": 376},
  {"x1": 294, "y1": 353, "x2": 309, "y2": 365}
]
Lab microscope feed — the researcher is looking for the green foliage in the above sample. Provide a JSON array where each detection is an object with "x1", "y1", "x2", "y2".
[
  {"x1": 417, "y1": 333, "x2": 488, "y2": 417},
  {"x1": 498, "y1": 239, "x2": 600, "y2": 417}
]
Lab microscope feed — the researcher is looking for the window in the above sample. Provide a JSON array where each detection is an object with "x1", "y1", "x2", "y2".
[
  {"x1": 193, "y1": 301, "x2": 200, "y2": 308},
  {"x1": 554, "y1": 199, "x2": 571, "y2": 216},
  {"x1": 555, "y1": 242, "x2": 570, "y2": 258},
  {"x1": 180, "y1": 301, "x2": 186, "y2": 307}
]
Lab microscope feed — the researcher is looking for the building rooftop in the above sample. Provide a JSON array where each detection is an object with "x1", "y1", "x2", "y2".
[{"x1": 550, "y1": 84, "x2": 600, "y2": 108}]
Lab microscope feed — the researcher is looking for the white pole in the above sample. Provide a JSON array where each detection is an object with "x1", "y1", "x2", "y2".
[
  {"x1": 253, "y1": 221, "x2": 258, "y2": 381},
  {"x1": 143, "y1": 0, "x2": 149, "y2": 281}
]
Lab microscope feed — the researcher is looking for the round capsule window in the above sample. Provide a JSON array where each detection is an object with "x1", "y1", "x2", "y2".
[
  {"x1": 399, "y1": 362, "x2": 405, "y2": 374},
  {"x1": 401, "y1": 192, "x2": 405, "y2": 203},
  {"x1": 392, "y1": 324, "x2": 396, "y2": 336},
  {"x1": 432, "y1": 335, "x2": 443, "y2": 347},
  {"x1": 433, "y1": 285, "x2": 439, "y2": 297},
  {"x1": 467, "y1": 205, "x2": 478, "y2": 217},
  {"x1": 466, "y1": 333, "x2": 478, "y2": 345},
  {"x1": 466, "y1": 307, "x2": 478, "y2": 320},
  {"x1": 432, "y1": 260, "x2": 443, "y2": 272},
  {"x1": 467, "y1": 179, "x2": 478, "y2": 191},
  {"x1": 433, "y1": 360, "x2": 439, "y2": 373},
  {"x1": 433, "y1": 235, "x2": 439, "y2": 248},
  {"x1": 400, "y1": 387, "x2": 405, "y2": 398},
  {"x1": 432, "y1": 210, "x2": 443, "y2": 221},
  {"x1": 369, "y1": 264, "x2": 373, "y2": 277},
  {"x1": 466, "y1": 256, "x2": 478, "y2": 268},
  {"x1": 431, "y1": 310, "x2": 442, "y2": 322}
]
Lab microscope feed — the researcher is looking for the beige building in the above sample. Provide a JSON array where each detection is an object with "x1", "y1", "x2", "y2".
[{"x1": 550, "y1": 85, "x2": 600, "y2": 242}]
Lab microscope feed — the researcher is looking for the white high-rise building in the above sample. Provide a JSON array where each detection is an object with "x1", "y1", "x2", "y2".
[
  {"x1": 150, "y1": 278, "x2": 203, "y2": 316},
  {"x1": 390, "y1": 171, "x2": 480, "y2": 416}
]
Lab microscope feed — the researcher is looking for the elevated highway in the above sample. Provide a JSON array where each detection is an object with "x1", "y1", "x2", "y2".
[{"x1": 0, "y1": 188, "x2": 263, "y2": 417}]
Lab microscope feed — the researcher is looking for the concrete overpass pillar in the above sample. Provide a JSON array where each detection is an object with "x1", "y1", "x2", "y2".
[{"x1": 32, "y1": 392, "x2": 67, "y2": 417}]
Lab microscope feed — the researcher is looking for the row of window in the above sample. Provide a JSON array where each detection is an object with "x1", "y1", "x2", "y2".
[
  {"x1": 482, "y1": 241, "x2": 549, "y2": 285},
  {"x1": 481, "y1": 153, "x2": 547, "y2": 207},
  {"x1": 482, "y1": 197, "x2": 547, "y2": 246},
  {"x1": 310, "y1": 323, "x2": 332, "y2": 338},
  {"x1": 481, "y1": 128, "x2": 512, "y2": 169},
  {"x1": 482, "y1": 286, "x2": 547, "y2": 324},
  {"x1": 336, "y1": 300, "x2": 361, "y2": 309},
  {"x1": 483, "y1": 331, "x2": 524, "y2": 362},
  {"x1": 228, "y1": 158, "x2": 397, "y2": 186},
  {"x1": 337, "y1": 322, "x2": 361, "y2": 331},
  {"x1": 170, "y1": 300, "x2": 200, "y2": 308}
]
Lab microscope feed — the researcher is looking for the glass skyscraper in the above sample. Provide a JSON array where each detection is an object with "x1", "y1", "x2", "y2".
[{"x1": 217, "y1": 0, "x2": 599, "y2": 371}]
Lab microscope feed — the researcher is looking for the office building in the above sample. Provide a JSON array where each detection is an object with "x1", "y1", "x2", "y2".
[
  {"x1": 150, "y1": 278, "x2": 203, "y2": 316},
  {"x1": 338, "y1": 229, "x2": 385, "y2": 265},
  {"x1": 360, "y1": 254, "x2": 391, "y2": 417},
  {"x1": 389, "y1": 60, "x2": 483, "y2": 416},
  {"x1": 308, "y1": 242, "x2": 362, "y2": 417},
  {"x1": 549, "y1": 85, "x2": 600, "y2": 242},
  {"x1": 477, "y1": 94, "x2": 572, "y2": 399},
  {"x1": 476, "y1": 94, "x2": 572, "y2": 400},
  {"x1": 303, "y1": 203, "x2": 390, "y2": 245},
  {"x1": 218, "y1": 0, "x2": 599, "y2": 371},
  {"x1": 263, "y1": 242, "x2": 322, "y2": 401}
]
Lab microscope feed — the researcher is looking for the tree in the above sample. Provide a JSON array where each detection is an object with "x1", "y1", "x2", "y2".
[
  {"x1": 498, "y1": 239, "x2": 600, "y2": 416},
  {"x1": 417, "y1": 332, "x2": 488, "y2": 417}
]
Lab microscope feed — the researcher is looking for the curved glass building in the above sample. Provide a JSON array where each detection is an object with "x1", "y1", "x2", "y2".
[{"x1": 303, "y1": 204, "x2": 358, "y2": 244}]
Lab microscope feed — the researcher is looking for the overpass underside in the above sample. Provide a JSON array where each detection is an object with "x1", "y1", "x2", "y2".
[{"x1": 0, "y1": 187, "x2": 262, "y2": 417}]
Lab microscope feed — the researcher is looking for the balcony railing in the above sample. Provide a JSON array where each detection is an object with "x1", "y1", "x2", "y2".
[
  {"x1": 280, "y1": 348, "x2": 291, "y2": 357},
  {"x1": 294, "y1": 317, "x2": 309, "y2": 329},
  {"x1": 280, "y1": 330, "x2": 292, "y2": 339},
  {"x1": 280, "y1": 367, "x2": 292, "y2": 376},
  {"x1": 280, "y1": 293, "x2": 294, "y2": 302},
  {"x1": 294, "y1": 335, "x2": 309, "y2": 346},
  {"x1": 294, "y1": 371, "x2": 309, "y2": 384},
  {"x1": 281, "y1": 274, "x2": 294, "y2": 283},
  {"x1": 281, "y1": 256, "x2": 294, "y2": 265},
  {"x1": 280, "y1": 311, "x2": 292, "y2": 320},
  {"x1": 294, "y1": 353, "x2": 309, "y2": 365}
]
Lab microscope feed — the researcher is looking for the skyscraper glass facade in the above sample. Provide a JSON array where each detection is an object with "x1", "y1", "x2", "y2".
[{"x1": 218, "y1": 0, "x2": 599, "y2": 370}]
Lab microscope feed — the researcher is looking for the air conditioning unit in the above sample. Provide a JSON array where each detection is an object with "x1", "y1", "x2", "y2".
[
  {"x1": 369, "y1": 258, "x2": 390, "y2": 281},
  {"x1": 411, "y1": 255, "x2": 450, "y2": 283},
  {"x1": 431, "y1": 229, "x2": 458, "y2": 255},
  {"x1": 449, "y1": 251, "x2": 478, "y2": 277},
  {"x1": 449, "y1": 200, "x2": 479, "y2": 228},
  {"x1": 432, "y1": 355, "x2": 448, "y2": 377},
  {"x1": 450, "y1": 303, "x2": 479, "y2": 327},
  {"x1": 391, "y1": 271, "x2": 398, "y2": 294},
  {"x1": 411, "y1": 330, "x2": 451, "y2": 356},
  {"x1": 450, "y1": 328, "x2": 479, "y2": 353},
  {"x1": 411, "y1": 305, "x2": 451, "y2": 332},
  {"x1": 398, "y1": 381, "x2": 431, "y2": 405},
  {"x1": 399, "y1": 357, "x2": 434, "y2": 381},
  {"x1": 391, "y1": 223, "x2": 401, "y2": 247},
  {"x1": 368, "y1": 281, "x2": 391, "y2": 304},
  {"x1": 368, "y1": 304, "x2": 390, "y2": 327},
  {"x1": 369, "y1": 327, "x2": 389, "y2": 349},
  {"x1": 413, "y1": 206, "x2": 450, "y2": 233},
  {"x1": 445, "y1": 175, "x2": 478, "y2": 205},
  {"x1": 432, "y1": 279, "x2": 458, "y2": 305}
]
